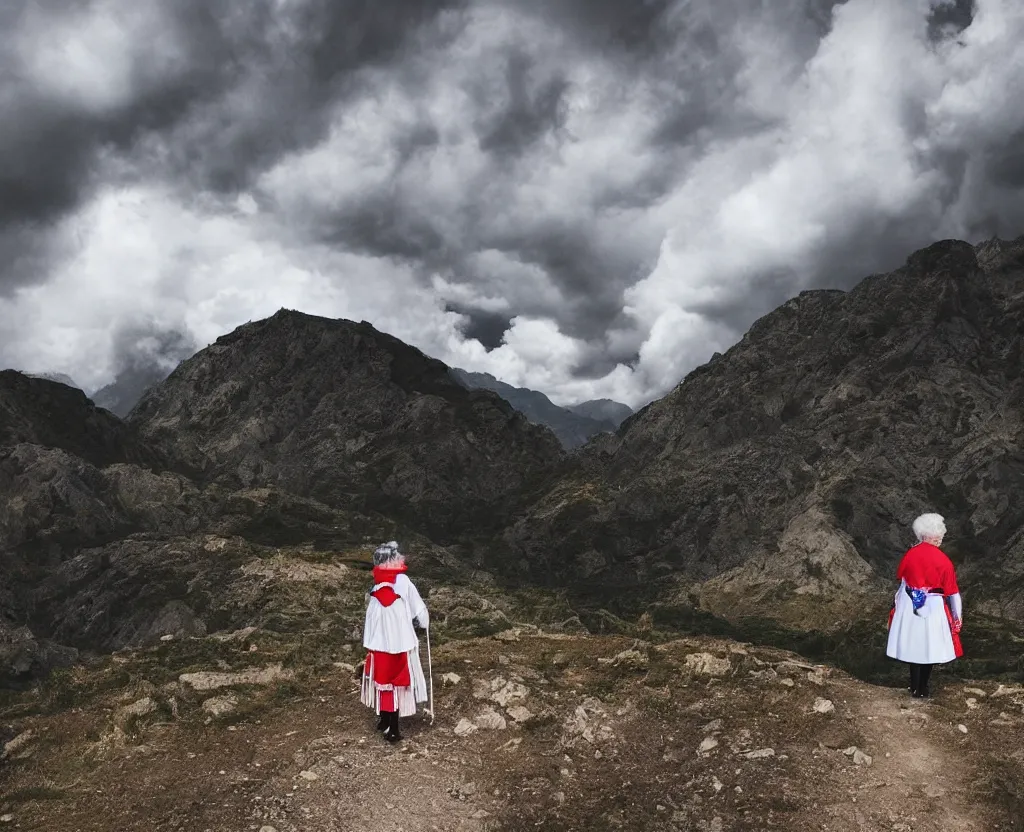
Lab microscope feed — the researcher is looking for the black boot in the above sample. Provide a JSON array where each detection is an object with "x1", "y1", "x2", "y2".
[
  {"x1": 914, "y1": 665, "x2": 933, "y2": 698},
  {"x1": 376, "y1": 711, "x2": 389, "y2": 732},
  {"x1": 383, "y1": 710, "x2": 402, "y2": 743},
  {"x1": 909, "y1": 664, "x2": 921, "y2": 696}
]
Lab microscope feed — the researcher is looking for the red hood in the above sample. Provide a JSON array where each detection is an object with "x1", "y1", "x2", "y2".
[{"x1": 372, "y1": 564, "x2": 408, "y2": 585}]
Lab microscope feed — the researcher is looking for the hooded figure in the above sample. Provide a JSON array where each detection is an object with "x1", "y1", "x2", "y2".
[
  {"x1": 360, "y1": 541, "x2": 429, "y2": 742},
  {"x1": 886, "y1": 513, "x2": 963, "y2": 698}
]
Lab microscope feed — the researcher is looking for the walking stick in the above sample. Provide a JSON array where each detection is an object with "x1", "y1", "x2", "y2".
[{"x1": 425, "y1": 625, "x2": 435, "y2": 724}]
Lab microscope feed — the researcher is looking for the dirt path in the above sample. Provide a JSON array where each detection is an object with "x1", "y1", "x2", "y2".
[
  {"x1": 809, "y1": 681, "x2": 989, "y2": 832},
  {"x1": 244, "y1": 678, "x2": 498, "y2": 832}
]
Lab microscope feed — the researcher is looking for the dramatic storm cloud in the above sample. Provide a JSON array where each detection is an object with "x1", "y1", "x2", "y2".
[{"x1": 1, "y1": 0, "x2": 1022, "y2": 407}]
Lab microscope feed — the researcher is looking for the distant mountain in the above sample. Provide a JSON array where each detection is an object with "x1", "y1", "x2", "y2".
[
  {"x1": 450, "y1": 369, "x2": 629, "y2": 449},
  {"x1": 92, "y1": 364, "x2": 173, "y2": 418},
  {"x1": 24, "y1": 371, "x2": 81, "y2": 389},
  {"x1": 89, "y1": 329, "x2": 197, "y2": 417},
  {"x1": 568, "y1": 399, "x2": 633, "y2": 428}
]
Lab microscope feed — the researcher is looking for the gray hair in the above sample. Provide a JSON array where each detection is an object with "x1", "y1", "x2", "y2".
[
  {"x1": 912, "y1": 513, "x2": 946, "y2": 543},
  {"x1": 372, "y1": 541, "x2": 403, "y2": 567}
]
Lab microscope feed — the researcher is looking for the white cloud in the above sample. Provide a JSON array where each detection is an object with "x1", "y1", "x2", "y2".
[
  {"x1": 0, "y1": 184, "x2": 460, "y2": 391},
  {"x1": 3, "y1": 0, "x2": 1024, "y2": 410},
  {"x1": 13, "y1": 0, "x2": 190, "y2": 115},
  {"x1": 622, "y1": 0, "x2": 1024, "y2": 398}
]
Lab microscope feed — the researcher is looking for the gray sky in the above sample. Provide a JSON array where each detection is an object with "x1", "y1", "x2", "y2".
[{"x1": 1, "y1": 0, "x2": 1021, "y2": 408}]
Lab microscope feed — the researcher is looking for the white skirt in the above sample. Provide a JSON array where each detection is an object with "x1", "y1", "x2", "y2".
[
  {"x1": 886, "y1": 581, "x2": 956, "y2": 665},
  {"x1": 359, "y1": 648, "x2": 429, "y2": 717}
]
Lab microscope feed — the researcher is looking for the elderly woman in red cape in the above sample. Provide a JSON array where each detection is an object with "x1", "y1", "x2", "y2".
[
  {"x1": 886, "y1": 513, "x2": 963, "y2": 698},
  {"x1": 360, "y1": 541, "x2": 429, "y2": 742}
]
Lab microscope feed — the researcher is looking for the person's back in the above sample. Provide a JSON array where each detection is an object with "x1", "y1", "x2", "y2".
[{"x1": 896, "y1": 542, "x2": 957, "y2": 596}]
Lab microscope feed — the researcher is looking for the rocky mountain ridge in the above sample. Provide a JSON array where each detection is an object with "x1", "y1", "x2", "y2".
[
  {"x1": 499, "y1": 237, "x2": 1024, "y2": 630},
  {"x1": 129, "y1": 311, "x2": 563, "y2": 540},
  {"x1": 0, "y1": 313, "x2": 564, "y2": 685},
  {"x1": 0, "y1": 371, "x2": 156, "y2": 469}
]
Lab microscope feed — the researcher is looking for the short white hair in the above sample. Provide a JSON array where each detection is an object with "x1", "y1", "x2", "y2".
[
  {"x1": 912, "y1": 513, "x2": 946, "y2": 542},
  {"x1": 372, "y1": 540, "x2": 405, "y2": 567}
]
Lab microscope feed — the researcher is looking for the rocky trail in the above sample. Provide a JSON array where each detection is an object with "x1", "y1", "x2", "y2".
[
  {"x1": 3, "y1": 626, "x2": 1023, "y2": 832},
  {"x1": 811, "y1": 682, "x2": 986, "y2": 831}
]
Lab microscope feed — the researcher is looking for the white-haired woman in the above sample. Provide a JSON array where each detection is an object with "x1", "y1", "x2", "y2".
[
  {"x1": 886, "y1": 513, "x2": 963, "y2": 698},
  {"x1": 360, "y1": 541, "x2": 429, "y2": 742}
]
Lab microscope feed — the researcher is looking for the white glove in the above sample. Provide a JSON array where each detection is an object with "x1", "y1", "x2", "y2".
[
  {"x1": 416, "y1": 609, "x2": 430, "y2": 630},
  {"x1": 948, "y1": 592, "x2": 963, "y2": 621}
]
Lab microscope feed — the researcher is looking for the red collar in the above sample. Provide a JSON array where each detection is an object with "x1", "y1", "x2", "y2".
[{"x1": 372, "y1": 564, "x2": 408, "y2": 584}]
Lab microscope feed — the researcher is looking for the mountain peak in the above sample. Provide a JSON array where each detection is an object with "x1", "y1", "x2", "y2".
[
  {"x1": 131, "y1": 312, "x2": 563, "y2": 539},
  {"x1": 976, "y1": 233, "x2": 1024, "y2": 273},
  {"x1": 903, "y1": 238, "x2": 978, "y2": 278}
]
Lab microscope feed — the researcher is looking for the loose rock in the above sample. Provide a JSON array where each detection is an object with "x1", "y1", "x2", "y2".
[
  {"x1": 201, "y1": 695, "x2": 238, "y2": 717},
  {"x1": 454, "y1": 719, "x2": 478, "y2": 737},
  {"x1": 474, "y1": 707, "x2": 507, "y2": 730},
  {"x1": 843, "y1": 746, "x2": 872, "y2": 766},
  {"x1": 598, "y1": 648, "x2": 648, "y2": 671},
  {"x1": 698, "y1": 737, "x2": 720, "y2": 754},
  {"x1": 507, "y1": 706, "x2": 534, "y2": 723},
  {"x1": 114, "y1": 697, "x2": 159, "y2": 729},
  {"x1": 1, "y1": 730, "x2": 36, "y2": 761},
  {"x1": 683, "y1": 652, "x2": 732, "y2": 677},
  {"x1": 179, "y1": 663, "x2": 293, "y2": 692},
  {"x1": 743, "y1": 748, "x2": 775, "y2": 760}
]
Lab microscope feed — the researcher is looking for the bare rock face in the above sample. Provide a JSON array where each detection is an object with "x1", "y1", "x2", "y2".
[
  {"x1": 29, "y1": 536, "x2": 246, "y2": 652},
  {"x1": 0, "y1": 371, "x2": 155, "y2": 468},
  {"x1": 503, "y1": 238, "x2": 1024, "y2": 622},
  {"x1": 130, "y1": 311, "x2": 563, "y2": 540},
  {"x1": 0, "y1": 620, "x2": 78, "y2": 688}
]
